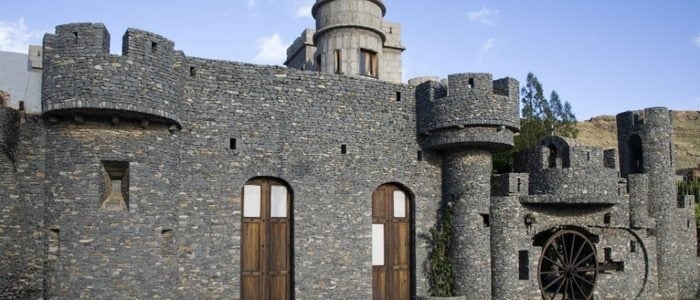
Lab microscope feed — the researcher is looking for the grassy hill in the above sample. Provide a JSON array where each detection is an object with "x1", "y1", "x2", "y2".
[{"x1": 577, "y1": 111, "x2": 700, "y2": 173}]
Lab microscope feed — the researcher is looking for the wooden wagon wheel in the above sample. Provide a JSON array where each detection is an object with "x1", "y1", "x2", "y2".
[{"x1": 538, "y1": 230, "x2": 598, "y2": 300}]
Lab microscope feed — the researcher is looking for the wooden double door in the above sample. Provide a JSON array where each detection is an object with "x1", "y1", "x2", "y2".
[
  {"x1": 372, "y1": 184, "x2": 411, "y2": 299},
  {"x1": 241, "y1": 178, "x2": 291, "y2": 300}
]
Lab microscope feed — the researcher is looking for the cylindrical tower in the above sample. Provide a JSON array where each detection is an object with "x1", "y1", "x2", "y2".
[
  {"x1": 416, "y1": 73, "x2": 520, "y2": 297},
  {"x1": 311, "y1": 0, "x2": 403, "y2": 82}
]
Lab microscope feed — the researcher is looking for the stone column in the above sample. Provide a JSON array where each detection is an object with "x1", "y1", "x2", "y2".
[{"x1": 443, "y1": 149, "x2": 492, "y2": 298}]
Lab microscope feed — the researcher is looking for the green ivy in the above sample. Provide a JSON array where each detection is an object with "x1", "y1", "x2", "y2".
[{"x1": 425, "y1": 202, "x2": 456, "y2": 297}]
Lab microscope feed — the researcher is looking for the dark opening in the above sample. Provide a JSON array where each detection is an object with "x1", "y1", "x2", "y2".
[
  {"x1": 586, "y1": 151, "x2": 591, "y2": 161},
  {"x1": 548, "y1": 144, "x2": 558, "y2": 168},
  {"x1": 417, "y1": 150, "x2": 422, "y2": 161},
  {"x1": 19, "y1": 101, "x2": 25, "y2": 111},
  {"x1": 229, "y1": 138, "x2": 237, "y2": 150},
  {"x1": 630, "y1": 240, "x2": 636, "y2": 253},
  {"x1": 603, "y1": 213, "x2": 611, "y2": 225},
  {"x1": 669, "y1": 142, "x2": 673, "y2": 164},
  {"x1": 161, "y1": 229, "x2": 172, "y2": 234},
  {"x1": 627, "y1": 134, "x2": 644, "y2": 174},
  {"x1": 151, "y1": 42, "x2": 158, "y2": 53},
  {"x1": 481, "y1": 214, "x2": 490, "y2": 227},
  {"x1": 396, "y1": 91, "x2": 401, "y2": 101},
  {"x1": 518, "y1": 250, "x2": 529, "y2": 280},
  {"x1": 73, "y1": 32, "x2": 78, "y2": 43},
  {"x1": 517, "y1": 178, "x2": 522, "y2": 192},
  {"x1": 341, "y1": 144, "x2": 347, "y2": 154},
  {"x1": 604, "y1": 247, "x2": 612, "y2": 262},
  {"x1": 189, "y1": 66, "x2": 196, "y2": 77},
  {"x1": 468, "y1": 78, "x2": 474, "y2": 89}
]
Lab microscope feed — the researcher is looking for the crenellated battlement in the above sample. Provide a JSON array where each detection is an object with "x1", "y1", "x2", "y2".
[
  {"x1": 414, "y1": 73, "x2": 519, "y2": 151},
  {"x1": 42, "y1": 23, "x2": 182, "y2": 128}
]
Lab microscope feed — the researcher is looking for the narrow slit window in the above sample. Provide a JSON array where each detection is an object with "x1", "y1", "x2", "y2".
[
  {"x1": 341, "y1": 144, "x2": 347, "y2": 154},
  {"x1": 151, "y1": 42, "x2": 158, "y2": 53},
  {"x1": 468, "y1": 78, "x2": 474, "y2": 88},
  {"x1": 518, "y1": 250, "x2": 529, "y2": 280},
  {"x1": 334, "y1": 50, "x2": 342, "y2": 74},
  {"x1": 73, "y1": 32, "x2": 79, "y2": 44},
  {"x1": 189, "y1": 66, "x2": 196, "y2": 77},
  {"x1": 19, "y1": 101, "x2": 25, "y2": 112},
  {"x1": 230, "y1": 138, "x2": 237, "y2": 150},
  {"x1": 417, "y1": 150, "x2": 422, "y2": 161},
  {"x1": 396, "y1": 91, "x2": 401, "y2": 101},
  {"x1": 630, "y1": 240, "x2": 636, "y2": 253}
]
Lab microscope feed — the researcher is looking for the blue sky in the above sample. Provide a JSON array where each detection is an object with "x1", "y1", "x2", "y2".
[{"x1": 1, "y1": 0, "x2": 699, "y2": 119}]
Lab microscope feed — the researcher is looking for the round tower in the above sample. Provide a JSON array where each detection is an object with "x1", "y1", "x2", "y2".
[
  {"x1": 416, "y1": 73, "x2": 520, "y2": 297},
  {"x1": 311, "y1": 0, "x2": 403, "y2": 82}
]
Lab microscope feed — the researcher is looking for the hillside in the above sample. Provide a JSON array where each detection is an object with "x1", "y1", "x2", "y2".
[{"x1": 577, "y1": 111, "x2": 700, "y2": 173}]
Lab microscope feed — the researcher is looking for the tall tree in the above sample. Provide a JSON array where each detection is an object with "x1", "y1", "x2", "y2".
[{"x1": 494, "y1": 72, "x2": 578, "y2": 173}]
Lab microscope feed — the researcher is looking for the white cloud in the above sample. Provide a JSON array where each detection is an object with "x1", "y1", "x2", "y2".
[
  {"x1": 294, "y1": 3, "x2": 313, "y2": 18},
  {"x1": 467, "y1": 7, "x2": 500, "y2": 25},
  {"x1": 478, "y1": 37, "x2": 496, "y2": 62},
  {"x1": 694, "y1": 33, "x2": 700, "y2": 48},
  {"x1": 0, "y1": 18, "x2": 45, "y2": 53},
  {"x1": 254, "y1": 33, "x2": 287, "y2": 65}
]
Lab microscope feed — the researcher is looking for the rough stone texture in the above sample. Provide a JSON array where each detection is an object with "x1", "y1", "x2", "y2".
[{"x1": 0, "y1": 3, "x2": 698, "y2": 299}]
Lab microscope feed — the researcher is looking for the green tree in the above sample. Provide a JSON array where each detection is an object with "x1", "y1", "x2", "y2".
[{"x1": 494, "y1": 72, "x2": 578, "y2": 173}]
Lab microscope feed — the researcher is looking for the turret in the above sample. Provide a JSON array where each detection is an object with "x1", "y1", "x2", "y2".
[
  {"x1": 42, "y1": 23, "x2": 182, "y2": 128},
  {"x1": 415, "y1": 73, "x2": 519, "y2": 297},
  {"x1": 616, "y1": 107, "x2": 696, "y2": 298},
  {"x1": 285, "y1": 0, "x2": 405, "y2": 83}
]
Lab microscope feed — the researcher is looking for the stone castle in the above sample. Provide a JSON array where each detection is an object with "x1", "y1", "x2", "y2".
[{"x1": 0, "y1": 0, "x2": 697, "y2": 299}]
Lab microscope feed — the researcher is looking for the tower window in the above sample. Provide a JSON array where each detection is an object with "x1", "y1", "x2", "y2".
[
  {"x1": 359, "y1": 49, "x2": 378, "y2": 77},
  {"x1": 101, "y1": 161, "x2": 129, "y2": 211},
  {"x1": 189, "y1": 66, "x2": 196, "y2": 77},
  {"x1": 334, "y1": 50, "x2": 342, "y2": 74},
  {"x1": 468, "y1": 78, "x2": 474, "y2": 88},
  {"x1": 151, "y1": 42, "x2": 158, "y2": 53}
]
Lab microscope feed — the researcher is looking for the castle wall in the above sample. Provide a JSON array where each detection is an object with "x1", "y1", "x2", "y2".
[
  {"x1": 0, "y1": 110, "x2": 46, "y2": 299},
  {"x1": 172, "y1": 59, "x2": 442, "y2": 298},
  {"x1": 43, "y1": 120, "x2": 179, "y2": 298}
]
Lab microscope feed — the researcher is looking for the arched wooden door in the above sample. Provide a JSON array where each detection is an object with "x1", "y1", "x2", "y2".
[
  {"x1": 372, "y1": 183, "x2": 411, "y2": 300},
  {"x1": 241, "y1": 178, "x2": 291, "y2": 300}
]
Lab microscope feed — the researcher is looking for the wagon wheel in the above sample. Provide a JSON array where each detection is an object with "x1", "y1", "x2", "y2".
[{"x1": 538, "y1": 230, "x2": 598, "y2": 300}]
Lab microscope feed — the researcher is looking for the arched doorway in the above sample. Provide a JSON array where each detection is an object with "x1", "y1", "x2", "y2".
[
  {"x1": 241, "y1": 178, "x2": 292, "y2": 300},
  {"x1": 372, "y1": 183, "x2": 412, "y2": 299}
]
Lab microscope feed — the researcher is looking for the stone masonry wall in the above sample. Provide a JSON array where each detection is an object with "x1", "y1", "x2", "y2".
[
  {"x1": 0, "y1": 112, "x2": 46, "y2": 299},
  {"x1": 175, "y1": 59, "x2": 442, "y2": 298}
]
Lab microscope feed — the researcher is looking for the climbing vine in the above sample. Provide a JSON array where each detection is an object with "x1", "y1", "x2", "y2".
[{"x1": 425, "y1": 201, "x2": 456, "y2": 297}]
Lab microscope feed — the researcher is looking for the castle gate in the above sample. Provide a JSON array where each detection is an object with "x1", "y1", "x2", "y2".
[
  {"x1": 241, "y1": 178, "x2": 292, "y2": 300},
  {"x1": 372, "y1": 183, "x2": 411, "y2": 299}
]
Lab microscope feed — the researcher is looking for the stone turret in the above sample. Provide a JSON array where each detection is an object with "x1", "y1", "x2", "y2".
[
  {"x1": 285, "y1": 0, "x2": 405, "y2": 83},
  {"x1": 617, "y1": 107, "x2": 698, "y2": 298},
  {"x1": 415, "y1": 73, "x2": 519, "y2": 297}
]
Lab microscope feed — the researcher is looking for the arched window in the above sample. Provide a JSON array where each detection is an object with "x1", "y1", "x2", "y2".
[{"x1": 241, "y1": 177, "x2": 292, "y2": 300}]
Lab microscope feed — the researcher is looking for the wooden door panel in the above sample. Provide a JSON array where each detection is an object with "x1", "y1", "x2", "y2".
[
  {"x1": 391, "y1": 222, "x2": 410, "y2": 267},
  {"x1": 268, "y1": 222, "x2": 288, "y2": 272},
  {"x1": 241, "y1": 275, "x2": 262, "y2": 300},
  {"x1": 242, "y1": 222, "x2": 261, "y2": 272},
  {"x1": 269, "y1": 274, "x2": 288, "y2": 300},
  {"x1": 372, "y1": 268, "x2": 387, "y2": 300},
  {"x1": 391, "y1": 269, "x2": 410, "y2": 299}
]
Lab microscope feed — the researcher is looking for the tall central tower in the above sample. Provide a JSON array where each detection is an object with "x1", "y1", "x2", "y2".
[{"x1": 285, "y1": 0, "x2": 405, "y2": 83}]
